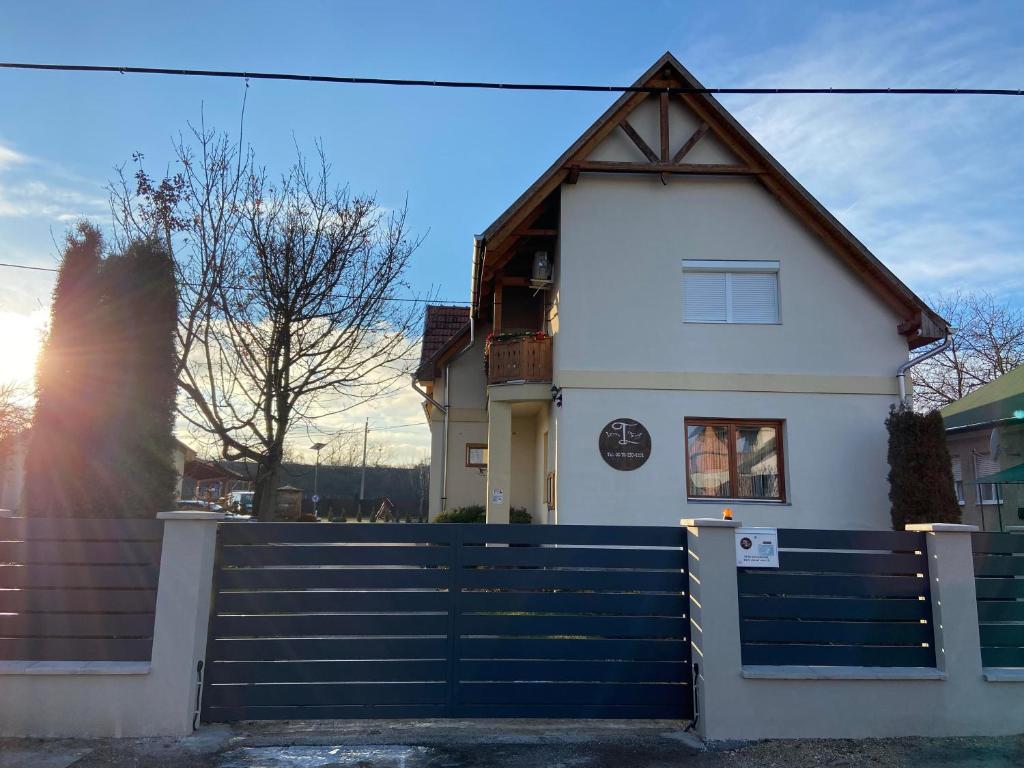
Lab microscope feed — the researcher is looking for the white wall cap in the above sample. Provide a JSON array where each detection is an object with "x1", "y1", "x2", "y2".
[
  {"x1": 1007, "y1": 526, "x2": 1024, "y2": 533},
  {"x1": 681, "y1": 518, "x2": 742, "y2": 528},
  {"x1": 156, "y1": 510, "x2": 230, "y2": 521},
  {"x1": 905, "y1": 523, "x2": 980, "y2": 532}
]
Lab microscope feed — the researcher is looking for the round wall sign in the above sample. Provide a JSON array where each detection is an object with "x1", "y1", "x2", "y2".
[{"x1": 598, "y1": 418, "x2": 652, "y2": 471}]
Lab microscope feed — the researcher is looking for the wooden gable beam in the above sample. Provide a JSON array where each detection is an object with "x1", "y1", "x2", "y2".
[
  {"x1": 575, "y1": 160, "x2": 759, "y2": 175},
  {"x1": 672, "y1": 121, "x2": 709, "y2": 164},
  {"x1": 659, "y1": 92, "x2": 670, "y2": 162},
  {"x1": 619, "y1": 119, "x2": 660, "y2": 163},
  {"x1": 672, "y1": 91, "x2": 916, "y2": 323},
  {"x1": 485, "y1": 90, "x2": 649, "y2": 251}
]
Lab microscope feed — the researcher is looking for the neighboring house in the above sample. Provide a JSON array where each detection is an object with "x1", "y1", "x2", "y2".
[
  {"x1": 942, "y1": 365, "x2": 1024, "y2": 531},
  {"x1": 414, "y1": 53, "x2": 947, "y2": 530}
]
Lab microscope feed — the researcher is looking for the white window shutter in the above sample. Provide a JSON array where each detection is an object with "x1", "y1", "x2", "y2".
[
  {"x1": 730, "y1": 272, "x2": 779, "y2": 323},
  {"x1": 951, "y1": 456, "x2": 962, "y2": 482},
  {"x1": 683, "y1": 271, "x2": 727, "y2": 323}
]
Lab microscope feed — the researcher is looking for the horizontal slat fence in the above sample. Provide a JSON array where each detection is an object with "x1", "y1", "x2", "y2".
[
  {"x1": 201, "y1": 522, "x2": 692, "y2": 721},
  {"x1": 0, "y1": 516, "x2": 163, "y2": 661},
  {"x1": 454, "y1": 523, "x2": 690, "y2": 719},
  {"x1": 972, "y1": 531, "x2": 1024, "y2": 667},
  {"x1": 202, "y1": 523, "x2": 455, "y2": 722},
  {"x1": 737, "y1": 529, "x2": 935, "y2": 667}
]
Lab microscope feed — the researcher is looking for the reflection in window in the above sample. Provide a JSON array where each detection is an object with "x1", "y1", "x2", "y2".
[{"x1": 686, "y1": 420, "x2": 784, "y2": 501}]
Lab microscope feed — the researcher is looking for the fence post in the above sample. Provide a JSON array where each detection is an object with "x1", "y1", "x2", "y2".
[
  {"x1": 905, "y1": 523, "x2": 981, "y2": 681},
  {"x1": 682, "y1": 517, "x2": 742, "y2": 741},
  {"x1": 148, "y1": 511, "x2": 226, "y2": 735}
]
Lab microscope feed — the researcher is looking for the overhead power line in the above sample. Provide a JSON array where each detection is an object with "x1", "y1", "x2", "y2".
[
  {"x1": 0, "y1": 261, "x2": 470, "y2": 305},
  {"x1": 0, "y1": 61, "x2": 1021, "y2": 97}
]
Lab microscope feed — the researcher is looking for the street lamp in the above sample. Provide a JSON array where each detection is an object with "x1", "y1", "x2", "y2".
[{"x1": 311, "y1": 442, "x2": 327, "y2": 518}]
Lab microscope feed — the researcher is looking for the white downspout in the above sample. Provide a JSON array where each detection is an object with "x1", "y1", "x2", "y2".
[{"x1": 896, "y1": 329, "x2": 952, "y2": 406}]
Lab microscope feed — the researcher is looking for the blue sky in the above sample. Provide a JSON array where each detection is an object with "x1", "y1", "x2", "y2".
[{"x1": 1, "y1": 1, "x2": 1022, "y2": 459}]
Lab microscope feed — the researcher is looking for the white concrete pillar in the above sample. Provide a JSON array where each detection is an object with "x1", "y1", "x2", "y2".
[
  {"x1": 486, "y1": 401, "x2": 512, "y2": 524},
  {"x1": 905, "y1": 523, "x2": 982, "y2": 681},
  {"x1": 682, "y1": 517, "x2": 742, "y2": 740},
  {"x1": 149, "y1": 510, "x2": 226, "y2": 735}
]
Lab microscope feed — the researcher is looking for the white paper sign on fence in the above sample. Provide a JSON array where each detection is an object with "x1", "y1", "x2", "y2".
[{"x1": 735, "y1": 527, "x2": 779, "y2": 568}]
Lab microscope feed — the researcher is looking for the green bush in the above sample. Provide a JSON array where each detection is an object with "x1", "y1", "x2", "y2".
[
  {"x1": 886, "y1": 405, "x2": 961, "y2": 530},
  {"x1": 435, "y1": 505, "x2": 531, "y2": 524}
]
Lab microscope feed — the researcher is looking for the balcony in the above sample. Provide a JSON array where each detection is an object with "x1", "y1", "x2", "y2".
[{"x1": 486, "y1": 334, "x2": 552, "y2": 385}]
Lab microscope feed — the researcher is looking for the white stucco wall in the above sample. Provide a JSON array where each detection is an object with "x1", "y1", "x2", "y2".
[
  {"x1": 426, "y1": 332, "x2": 489, "y2": 518},
  {"x1": 556, "y1": 388, "x2": 895, "y2": 529},
  {"x1": 556, "y1": 175, "x2": 907, "y2": 377},
  {"x1": 549, "y1": 174, "x2": 907, "y2": 529},
  {"x1": 510, "y1": 411, "x2": 538, "y2": 516}
]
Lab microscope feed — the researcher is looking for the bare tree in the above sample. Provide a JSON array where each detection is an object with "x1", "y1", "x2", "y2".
[
  {"x1": 0, "y1": 383, "x2": 30, "y2": 447},
  {"x1": 112, "y1": 125, "x2": 422, "y2": 519},
  {"x1": 318, "y1": 430, "x2": 392, "y2": 468},
  {"x1": 912, "y1": 291, "x2": 1024, "y2": 411}
]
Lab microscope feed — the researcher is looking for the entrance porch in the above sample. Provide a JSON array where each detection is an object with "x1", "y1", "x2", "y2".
[{"x1": 484, "y1": 384, "x2": 553, "y2": 525}]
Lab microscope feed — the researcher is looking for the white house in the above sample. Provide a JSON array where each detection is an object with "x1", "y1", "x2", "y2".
[{"x1": 414, "y1": 53, "x2": 947, "y2": 530}]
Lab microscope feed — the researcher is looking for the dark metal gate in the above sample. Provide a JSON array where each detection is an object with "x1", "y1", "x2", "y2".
[{"x1": 201, "y1": 522, "x2": 691, "y2": 721}]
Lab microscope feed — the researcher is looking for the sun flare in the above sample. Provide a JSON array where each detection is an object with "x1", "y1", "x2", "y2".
[{"x1": 0, "y1": 310, "x2": 46, "y2": 388}]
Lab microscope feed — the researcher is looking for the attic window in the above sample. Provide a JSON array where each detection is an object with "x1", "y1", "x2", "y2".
[{"x1": 682, "y1": 260, "x2": 780, "y2": 324}]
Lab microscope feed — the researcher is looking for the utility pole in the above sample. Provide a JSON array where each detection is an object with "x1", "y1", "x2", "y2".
[
  {"x1": 359, "y1": 418, "x2": 369, "y2": 517},
  {"x1": 311, "y1": 442, "x2": 326, "y2": 518}
]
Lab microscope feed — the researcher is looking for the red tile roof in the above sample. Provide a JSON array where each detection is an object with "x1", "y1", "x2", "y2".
[{"x1": 416, "y1": 304, "x2": 470, "y2": 381}]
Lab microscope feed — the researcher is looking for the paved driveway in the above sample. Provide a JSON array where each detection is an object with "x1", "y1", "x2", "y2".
[{"x1": 1, "y1": 721, "x2": 1021, "y2": 768}]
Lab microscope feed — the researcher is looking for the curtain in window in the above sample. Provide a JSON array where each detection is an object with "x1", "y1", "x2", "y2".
[
  {"x1": 687, "y1": 424, "x2": 730, "y2": 496},
  {"x1": 735, "y1": 425, "x2": 780, "y2": 499}
]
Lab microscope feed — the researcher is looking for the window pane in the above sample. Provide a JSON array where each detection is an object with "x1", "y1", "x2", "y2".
[
  {"x1": 735, "y1": 425, "x2": 780, "y2": 499},
  {"x1": 974, "y1": 453, "x2": 1002, "y2": 504},
  {"x1": 683, "y1": 272, "x2": 727, "y2": 323},
  {"x1": 687, "y1": 424, "x2": 731, "y2": 497},
  {"x1": 730, "y1": 272, "x2": 779, "y2": 323}
]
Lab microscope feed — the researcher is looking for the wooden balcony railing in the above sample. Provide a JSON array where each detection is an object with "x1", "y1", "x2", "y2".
[{"x1": 487, "y1": 336, "x2": 552, "y2": 385}]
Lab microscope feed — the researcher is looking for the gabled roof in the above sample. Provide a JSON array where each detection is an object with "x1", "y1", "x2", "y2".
[
  {"x1": 416, "y1": 304, "x2": 470, "y2": 381},
  {"x1": 941, "y1": 364, "x2": 1024, "y2": 431},
  {"x1": 472, "y1": 52, "x2": 947, "y2": 349}
]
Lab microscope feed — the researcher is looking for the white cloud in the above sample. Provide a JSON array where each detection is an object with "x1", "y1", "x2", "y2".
[
  {"x1": 699, "y1": 4, "x2": 1024, "y2": 302},
  {"x1": 0, "y1": 179, "x2": 107, "y2": 221},
  {"x1": 0, "y1": 141, "x2": 27, "y2": 169},
  {"x1": 0, "y1": 140, "x2": 107, "y2": 221}
]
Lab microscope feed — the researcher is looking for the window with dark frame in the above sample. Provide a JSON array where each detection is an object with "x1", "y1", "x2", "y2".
[
  {"x1": 466, "y1": 443, "x2": 488, "y2": 468},
  {"x1": 685, "y1": 418, "x2": 785, "y2": 501}
]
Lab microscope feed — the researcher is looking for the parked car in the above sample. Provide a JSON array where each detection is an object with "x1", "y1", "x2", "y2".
[{"x1": 227, "y1": 490, "x2": 254, "y2": 515}]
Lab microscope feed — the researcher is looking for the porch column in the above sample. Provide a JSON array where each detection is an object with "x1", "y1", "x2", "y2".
[{"x1": 486, "y1": 400, "x2": 512, "y2": 524}]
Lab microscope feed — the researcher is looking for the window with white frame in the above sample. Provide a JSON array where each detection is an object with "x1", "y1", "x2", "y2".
[
  {"x1": 682, "y1": 260, "x2": 780, "y2": 324},
  {"x1": 974, "y1": 453, "x2": 1003, "y2": 505},
  {"x1": 951, "y1": 456, "x2": 964, "y2": 505}
]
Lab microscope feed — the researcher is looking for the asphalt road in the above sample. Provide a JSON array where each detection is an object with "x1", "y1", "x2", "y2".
[{"x1": 1, "y1": 721, "x2": 1022, "y2": 768}]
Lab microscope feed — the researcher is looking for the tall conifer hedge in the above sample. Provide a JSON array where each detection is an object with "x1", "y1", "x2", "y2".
[
  {"x1": 886, "y1": 405, "x2": 961, "y2": 530},
  {"x1": 24, "y1": 225, "x2": 178, "y2": 517}
]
